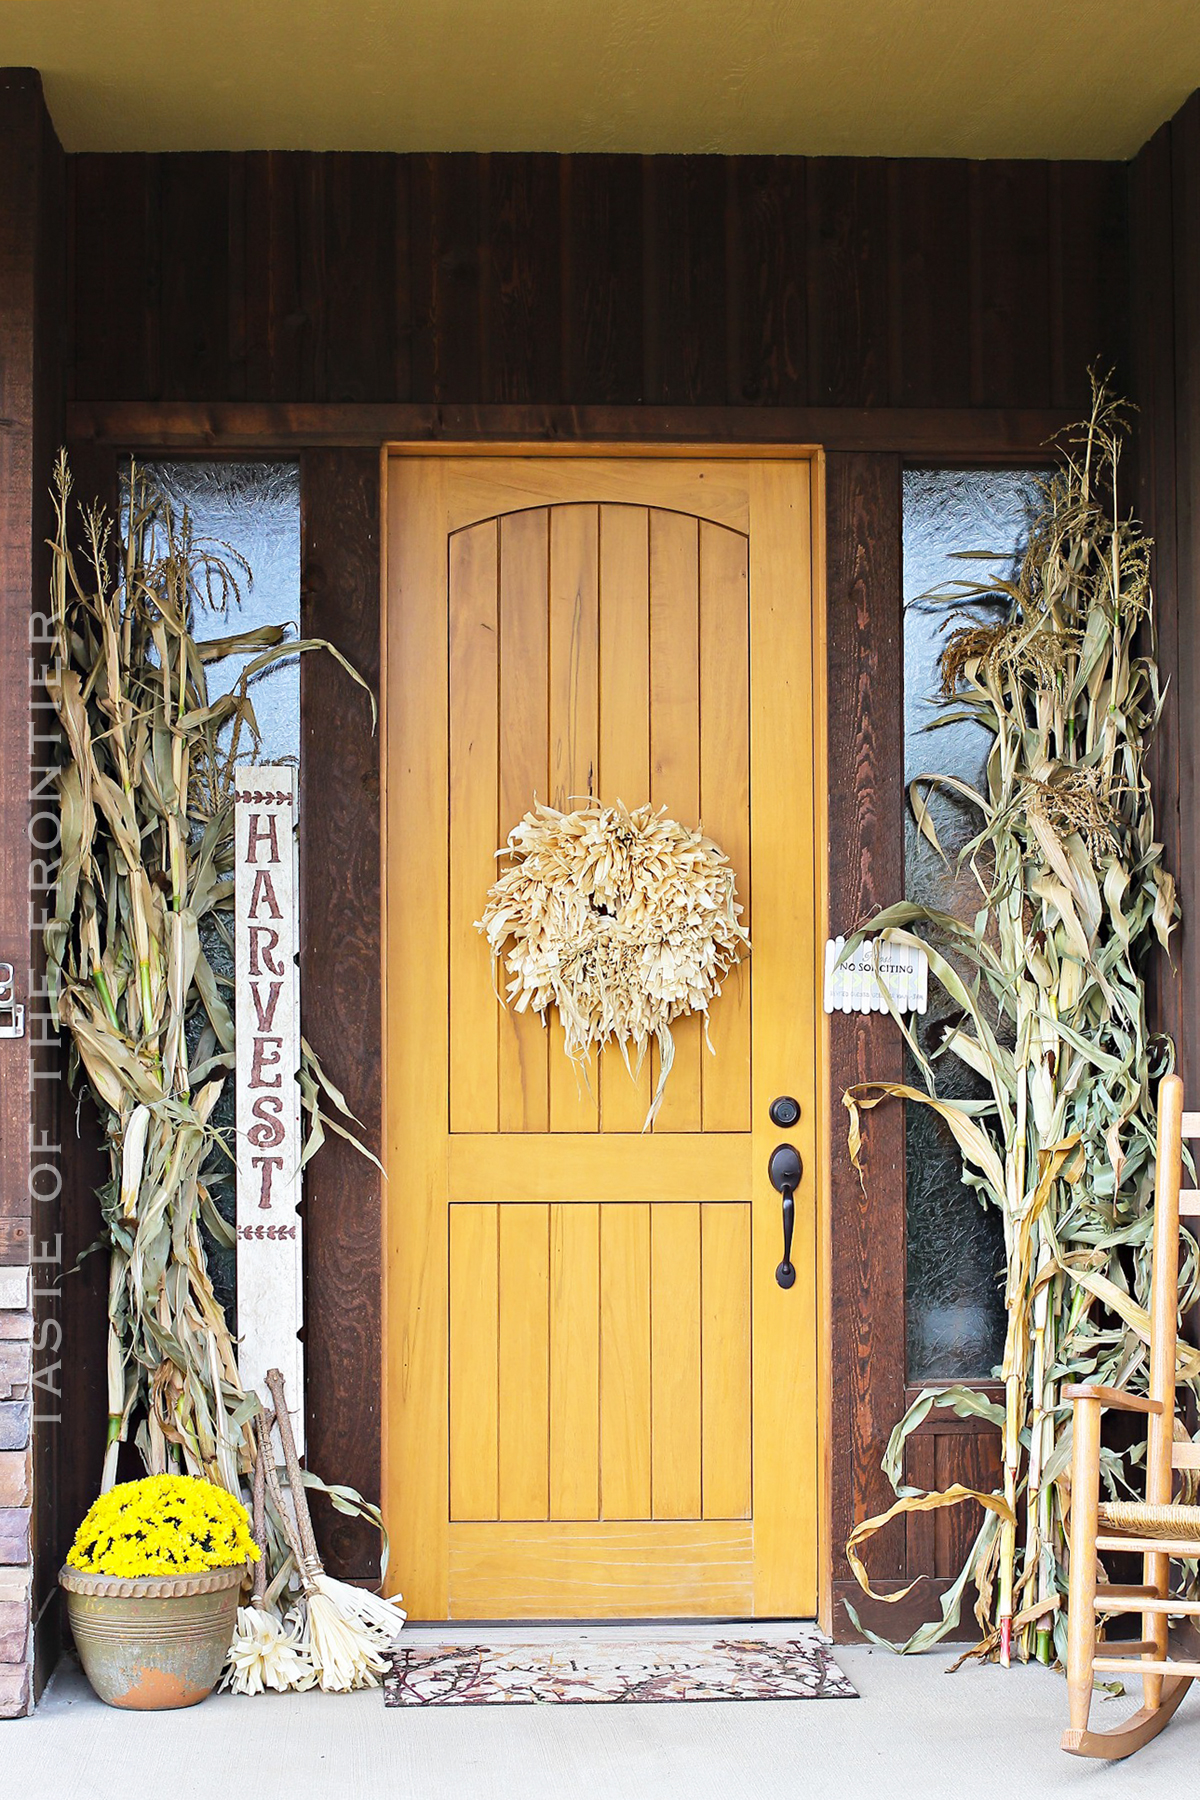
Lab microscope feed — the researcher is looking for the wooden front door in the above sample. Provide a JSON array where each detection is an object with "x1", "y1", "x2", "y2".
[{"x1": 384, "y1": 452, "x2": 821, "y2": 1620}]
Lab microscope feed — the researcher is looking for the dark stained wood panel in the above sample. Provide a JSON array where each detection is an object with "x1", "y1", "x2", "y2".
[
  {"x1": 969, "y1": 161, "x2": 1052, "y2": 409},
  {"x1": 887, "y1": 159, "x2": 971, "y2": 408},
  {"x1": 63, "y1": 151, "x2": 1129, "y2": 415},
  {"x1": 482, "y1": 153, "x2": 561, "y2": 404},
  {"x1": 411, "y1": 152, "x2": 483, "y2": 405},
  {"x1": 644, "y1": 155, "x2": 728, "y2": 405},
  {"x1": 808, "y1": 159, "x2": 890, "y2": 406},
  {"x1": 242, "y1": 152, "x2": 323, "y2": 402},
  {"x1": 730, "y1": 157, "x2": 808, "y2": 406},
  {"x1": 299, "y1": 449, "x2": 383, "y2": 1579},
  {"x1": 560, "y1": 154, "x2": 643, "y2": 404},
  {"x1": 321, "y1": 152, "x2": 403, "y2": 404},
  {"x1": 66, "y1": 398, "x2": 1077, "y2": 457},
  {"x1": 159, "y1": 154, "x2": 231, "y2": 403},
  {"x1": 1051, "y1": 161, "x2": 1130, "y2": 412},
  {"x1": 825, "y1": 451, "x2": 907, "y2": 1595},
  {"x1": 1130, "y1": 123, "x2": 1181, "y2": 1061},
  {"x1": 69, "y1": 153, "x2": 160, "y2": 400}
]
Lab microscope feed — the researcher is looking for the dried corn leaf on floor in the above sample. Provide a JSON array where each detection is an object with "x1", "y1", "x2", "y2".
[{"x1": 11, "y1": 1635, "x2": 1200, "y2": 1799}]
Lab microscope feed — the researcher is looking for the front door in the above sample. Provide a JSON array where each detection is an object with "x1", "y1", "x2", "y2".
[{"x1": 384, "y1": 452, "x2": 821, "y2": 1619}]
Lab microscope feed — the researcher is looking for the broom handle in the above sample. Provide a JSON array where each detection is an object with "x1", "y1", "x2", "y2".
[
  {"x1": 256, "y1": 1405, "x2": 312, "y2": 1592},
  {"x1": 250, "y1": 1404, "x2": 275, "y2": 1607},
  {"x1": 266, "y1": 1367, "x2": 322, "y2": 1570}
]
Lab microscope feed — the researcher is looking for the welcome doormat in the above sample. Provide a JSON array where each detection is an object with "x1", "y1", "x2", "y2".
[{"x1": 384, "y1": 1630, "x2": 857, "y2": 1705}]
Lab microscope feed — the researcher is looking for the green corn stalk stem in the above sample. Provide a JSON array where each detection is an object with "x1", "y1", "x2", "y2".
[
  {"x1": 841, "y1": 379, "x2": 1193, "y2": 1662},
  {"x1": 45, "y1": 453, "x2": 383, "y2": 1580}
]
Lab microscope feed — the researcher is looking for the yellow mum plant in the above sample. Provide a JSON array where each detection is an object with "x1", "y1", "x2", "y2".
[{"x1": 67, "y1": 1474, "x2": 259, "y2": 1578}]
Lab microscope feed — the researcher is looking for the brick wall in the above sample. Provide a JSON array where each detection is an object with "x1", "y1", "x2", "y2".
[{"x1": 0, "y1": 1268, "x2": 31, "y2": 1714}]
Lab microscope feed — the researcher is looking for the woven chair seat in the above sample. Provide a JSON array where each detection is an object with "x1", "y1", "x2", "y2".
[{"x1": 1099, "y1": 1501, "x2": 1200, "y2": 1541}]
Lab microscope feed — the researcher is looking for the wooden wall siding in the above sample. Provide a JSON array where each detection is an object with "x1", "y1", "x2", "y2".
[
  {"x1": 1128, "y1": 96, "x2": 1198, "y2": 1098},
  {"x1": 824, "y1": 452, "x2": 907, "y2": 1618},
  {"x1": 298, "y1": 449, "x2": 383, "y2": 1579},
  {"x1": 65, "y1": 152, "x2": 1128, "y2": 413}
]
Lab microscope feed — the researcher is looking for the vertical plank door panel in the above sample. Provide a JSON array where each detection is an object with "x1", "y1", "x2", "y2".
[
  {"x1": 448, "y1": 520, "x2": 500, "y2": 1134},
  {"x1": 498, "y1": 509, "x2": 551, "y2": 1133},
  {"x1": 649, "y1": 509, "x2": 703, "y2": 1131},
  {"x1": 449, "y1": 1205, "x2": 500, "y2": 1521},
  {"x1": 701, "y1": 1204, "x2": 752, "y2": 1519},
  {"x1": 498, "y1": 1203, "x2": 551, "y2": 1520},
  {"x1": 549, "y1": 1201, "x2": 601, "y2": 1520},
  {"x1": 599, "y1": 1202, "x2": 652, "y2": 1519},
  {"x1": 650, "y1": 1204, "x2": 703, "y2": 1519},
  {"x1": 699, "y1": 521, "x2": 752, "y2": 1132},
  {"x1": 598, "y1": 503, "x2": 653, "y2": 1131},
  {"x1": 548, "y1": 504, "x2": 601, "y2": 1131}
]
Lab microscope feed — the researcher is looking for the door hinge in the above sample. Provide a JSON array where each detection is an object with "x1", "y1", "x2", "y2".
[{"x1": 0, "y1": 964, "x2": 25, "y2": 1039}]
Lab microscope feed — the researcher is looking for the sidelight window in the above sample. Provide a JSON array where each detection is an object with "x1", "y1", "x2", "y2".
[{"x1": 902, "y1": 467, "x2": 1046, "y2": 1382}]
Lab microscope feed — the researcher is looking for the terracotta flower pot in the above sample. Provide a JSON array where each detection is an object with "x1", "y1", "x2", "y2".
[{"x1": 59, "y1": 1563, "x2": 243, "y2": 1709}]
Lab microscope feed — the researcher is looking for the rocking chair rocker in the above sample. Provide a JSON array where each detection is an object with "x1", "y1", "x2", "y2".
[{"x1": 1063, "y1": 1072, "x2": 1200, "y2": 1758}]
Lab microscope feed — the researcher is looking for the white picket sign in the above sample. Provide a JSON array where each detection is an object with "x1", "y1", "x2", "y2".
[
  {"x1": 823, "y1": 931, "x2": 929, "y2": 1016},
  {"x1": 234, "y1": 765, "x2": 304, "y2": 1449}
]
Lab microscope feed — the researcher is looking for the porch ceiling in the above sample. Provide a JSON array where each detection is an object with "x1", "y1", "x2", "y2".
[{"x1": 1, "y1": 0, "x2": 1196, "y2": 160}]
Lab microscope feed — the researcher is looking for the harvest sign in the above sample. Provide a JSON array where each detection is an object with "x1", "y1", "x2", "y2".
[{"x1": 234, "y1": 765, "x2": 304, "y2": 1447}]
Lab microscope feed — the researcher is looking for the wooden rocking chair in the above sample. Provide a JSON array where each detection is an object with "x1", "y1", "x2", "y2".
[{"x1": 1063, "y1": 1072, "x2": 1200, "y2": 1758}]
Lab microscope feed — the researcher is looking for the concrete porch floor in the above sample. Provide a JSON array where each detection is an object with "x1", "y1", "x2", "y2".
[{"x1": 8, "y1": 1627, "x2": 1200, "y2": 1800}]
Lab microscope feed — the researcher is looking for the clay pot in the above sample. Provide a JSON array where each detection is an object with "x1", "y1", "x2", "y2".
[{"x1": 59, "y1": 1564, "x2": 242, "y2": 1709}]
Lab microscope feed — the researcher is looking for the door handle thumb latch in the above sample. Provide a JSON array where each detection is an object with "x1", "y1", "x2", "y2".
[{"x1": 768, "y1": 1142, "x2": 802, "y2": 1290}]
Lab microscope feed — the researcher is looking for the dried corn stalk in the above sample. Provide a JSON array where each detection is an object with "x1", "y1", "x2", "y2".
[
  {"x1": 477, "y1": 800, "x2": 749, "y2": 1130},
  {"x1": 842, "y1": 378, "x2": 1190, "y2": 1665},
  {"x1": 44, "y1": 454, "x2": 378, "y2": 1562}
]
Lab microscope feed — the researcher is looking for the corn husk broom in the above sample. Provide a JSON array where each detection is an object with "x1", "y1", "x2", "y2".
[
  {"x1": 265, "y1": 1369, "x2": 406, "y2": 1691},
  {"x1": 225, "y1": 1409, "x2": 316, "y2": 1694}
]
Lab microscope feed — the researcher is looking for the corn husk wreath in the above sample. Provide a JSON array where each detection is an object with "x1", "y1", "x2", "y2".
[
  {"x1": 477, "y1": 799, "x2": 749, "y2": 1130},
  {"x1": 841, "y1": 378, "x2": 1191, "y2": 1669},
  {"x1": 44, "y1": 453, "x2": 401, "y2": 1691}
]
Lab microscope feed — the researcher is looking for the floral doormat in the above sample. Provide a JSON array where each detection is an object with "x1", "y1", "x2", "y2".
[{"x1": 384, "y1": 1630, "x2": 857, "y2": 1705}]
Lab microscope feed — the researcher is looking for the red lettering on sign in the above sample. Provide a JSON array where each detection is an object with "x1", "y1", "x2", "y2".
[
  {"x1": 248, "y1": 925, "x2": 285, "y2": 977},
  {"x1": 251, "y1": 981, "x2": 283, "y2": 1032},
  {"x1": 252, "y1": 1154, "x2": 284, "y2": 1209},
  {"x1": 246, "y1": 812, "x2": 281, "y2": 864},
  {"x1": 249, "y1": 1093, "x2": 285, "y2": 1148},
  {"x1": 250, "y1": 1036, "x2": 284, "y2": 1088},
  {"x1": 248, "y1": 867, "x2": 283, "y2": 919}
]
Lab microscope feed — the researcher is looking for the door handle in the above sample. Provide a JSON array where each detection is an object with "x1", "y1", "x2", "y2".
[{"x1": 768, "y1": 1143, "x2": 802, "y2": 1290}]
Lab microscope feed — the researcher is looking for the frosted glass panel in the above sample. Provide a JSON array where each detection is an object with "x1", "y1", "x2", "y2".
[
  {"x1": 903, "y1": 469, "x2": 1044, "y2": 1381},
  {"x1": 143, "y1": 461, "x2": 301, "y2": 767}
]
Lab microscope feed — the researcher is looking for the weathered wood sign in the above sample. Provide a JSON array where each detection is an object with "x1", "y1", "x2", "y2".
[{"x1": 234, "y1": 765, "x2": 304, "y2": 1448}]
